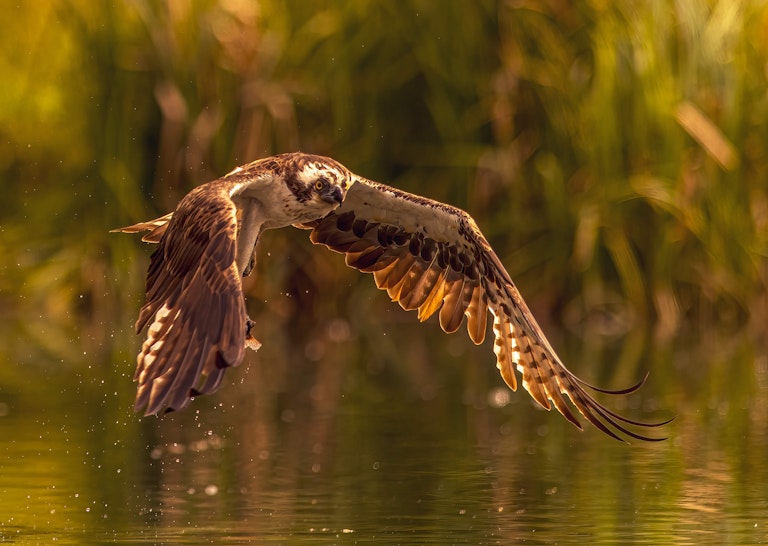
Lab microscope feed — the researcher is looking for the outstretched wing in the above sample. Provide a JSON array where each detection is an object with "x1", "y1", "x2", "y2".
[
  {"x1": 123, "y1": 181, "x2": 248, "y2": 415},
  {"x1": 303, "y1": 178, "x2": 667, "y2": 442}
]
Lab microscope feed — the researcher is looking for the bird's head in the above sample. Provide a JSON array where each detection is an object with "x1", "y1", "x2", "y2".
[{"x1": 281, "y1": 153, "x2": 355, "y2": 211}]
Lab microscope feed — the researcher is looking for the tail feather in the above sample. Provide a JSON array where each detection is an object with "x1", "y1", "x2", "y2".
[{"x1": 111, "y1": 213, "x2": 174, "y2": 243}]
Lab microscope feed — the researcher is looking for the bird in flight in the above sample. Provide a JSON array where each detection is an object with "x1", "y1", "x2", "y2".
[{"x1": 114, "y1": 152, "x2": 667, "y2": 441}]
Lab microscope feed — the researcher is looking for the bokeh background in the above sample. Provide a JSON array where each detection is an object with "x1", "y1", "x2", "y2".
[{"x1": 1, "y1": 1, "x2": 768, "y2": 544}]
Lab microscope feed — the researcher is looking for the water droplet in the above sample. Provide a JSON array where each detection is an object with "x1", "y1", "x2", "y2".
[{"x1": 204, "y1": 485, "x2": 218, "y2": 496}]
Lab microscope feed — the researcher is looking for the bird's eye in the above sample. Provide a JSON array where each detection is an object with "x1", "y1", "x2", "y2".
[{"x1": 314, "y1": 179, "x2": 325, "y2": 191}]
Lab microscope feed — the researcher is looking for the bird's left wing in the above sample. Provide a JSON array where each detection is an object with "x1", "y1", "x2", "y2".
[
  {"x1": 302, "y1": 177, "x2": 667, "y2": 441},
  {"x1": 119, "y1": 181, "x2": 249, "y2": 415}
]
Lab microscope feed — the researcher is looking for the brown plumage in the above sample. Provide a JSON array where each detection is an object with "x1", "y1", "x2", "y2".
[{"x1": 114, "y1": 152, "x2": 669, "y2": 441}]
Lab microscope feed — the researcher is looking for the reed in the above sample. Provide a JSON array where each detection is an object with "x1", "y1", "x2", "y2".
[{"x1": 2, "y1": 0, "x2": 766, "y2": 357}]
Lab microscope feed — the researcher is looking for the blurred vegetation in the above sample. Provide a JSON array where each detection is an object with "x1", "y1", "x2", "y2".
[
  {"x1": 4, "y1": 5, "x2": 768, "y2": 540},
  {"x1": 1, "y1": 0, "x2": 767, "y2": 363}
]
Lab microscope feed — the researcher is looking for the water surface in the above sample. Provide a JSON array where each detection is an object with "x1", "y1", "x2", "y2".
[{"x1": 1, "y1": 320, "x2": 765, "y2": 545}]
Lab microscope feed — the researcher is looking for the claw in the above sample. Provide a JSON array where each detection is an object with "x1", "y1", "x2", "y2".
[
  {"x1": 243, "y1": 257, "x2": 256, "y2": 277},
  {"x1": 245, "y1": 317, "x2": 261, "y2": 351}
]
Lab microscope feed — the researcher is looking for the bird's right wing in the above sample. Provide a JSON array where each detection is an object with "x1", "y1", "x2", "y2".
[{"x1": 119, "y1": 181, "x2": 249, "y2": 415}]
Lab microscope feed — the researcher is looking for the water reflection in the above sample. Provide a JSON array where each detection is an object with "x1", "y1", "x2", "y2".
[{"x1": 0, "y1": 319, "x2": 766, "y2": 544}]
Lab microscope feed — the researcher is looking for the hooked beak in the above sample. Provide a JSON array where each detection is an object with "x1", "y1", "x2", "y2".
[{"x1": 321, "y1": 185, "x2": 344, "y2": 206}]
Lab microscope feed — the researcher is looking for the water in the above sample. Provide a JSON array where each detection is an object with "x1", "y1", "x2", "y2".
[{"x1": 1, "y1": 319, "x2": 765, "y2": 545}]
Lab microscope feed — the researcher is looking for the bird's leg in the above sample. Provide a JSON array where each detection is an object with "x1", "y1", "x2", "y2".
[
  {"x1": 242, "y1": 242, "x2": 260, "y2": 277},
  {"x1": 242, "y1": 254, "x2": 257, "y2": 277},
  {"x1": 244, "y1": 316, "x2": 262, "y2": 351},
  {"x1": 234, "y1": 200, "x2": 265, "y2": 276}
]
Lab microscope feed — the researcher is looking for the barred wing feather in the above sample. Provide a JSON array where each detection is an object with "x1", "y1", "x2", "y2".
[{"x1": 304, "y1": 178, "x2": 668, "y2": 442}]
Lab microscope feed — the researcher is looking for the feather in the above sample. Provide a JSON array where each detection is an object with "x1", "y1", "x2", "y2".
[
  {"x1": 490, "y1": 308, "x2": 518, "y2": 392},
  {"x1": 398, "y1": 254, "x2": 441, "y2": 310},
  {"x1": 390, "y1": 261, "x2": 427, "y2": 308},
  {"x1": 465, "y1": 286, "x2": 488, "y2": 345},
  {"x1": 380, "y1": 253, "x2": 418, "y2": 292},
  {"x1": 416, "y1": 269, "x2": 451, "y2": 322},
  {"x1": 439, "y1": 278, "x2": 474, "y2": 334}
]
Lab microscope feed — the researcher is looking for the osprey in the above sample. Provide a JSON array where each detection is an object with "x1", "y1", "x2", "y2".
[{"x1": 114, "y1": 152, "x2": 667, "y2": 441}]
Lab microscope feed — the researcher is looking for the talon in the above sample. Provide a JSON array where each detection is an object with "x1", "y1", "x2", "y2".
[
  {"x1": 243, "y1": 253, "x2": 257, "y2": 277},
  {"x1": 245, "y1": 317, "x2": 261, "y2": 351}
]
